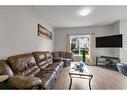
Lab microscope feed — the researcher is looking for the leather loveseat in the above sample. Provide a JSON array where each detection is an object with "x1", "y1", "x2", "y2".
[
  {"x1": 51, "y1": 51, "x2": 73, "y2": 67},
  {"x1": 0, "y1": 51, "x2": 64, "y2": 89}
]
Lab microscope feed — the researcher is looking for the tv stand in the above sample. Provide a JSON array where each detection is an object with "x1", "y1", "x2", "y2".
[{"x1": 96, "y1": 56, "x2": 120, "y2": 66}]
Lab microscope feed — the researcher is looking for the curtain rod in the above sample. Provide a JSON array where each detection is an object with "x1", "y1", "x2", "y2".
[{"x1": 68, "y1": 33, "x2": 95, "y2": 35}]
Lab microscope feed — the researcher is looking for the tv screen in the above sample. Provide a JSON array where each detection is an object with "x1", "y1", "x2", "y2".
[{"x1": 96, "y1": 34, "x2": 122, "y2": 48}]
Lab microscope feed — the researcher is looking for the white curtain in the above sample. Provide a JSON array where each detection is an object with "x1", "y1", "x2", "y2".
[
  {"x1": 66, "y1": 33, "x2": 71, "y2": 52},
  {"x1": 86, "y1": 33, "x2": 95, "y2": 64}
]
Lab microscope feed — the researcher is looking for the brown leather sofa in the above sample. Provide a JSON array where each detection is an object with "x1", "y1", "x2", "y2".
[
  {"x1": 51, "y1": 51, "x2": 73, "y2": 67},
  {"x1": 0, "y1": 51, "x2": 64, "y2": 89}
]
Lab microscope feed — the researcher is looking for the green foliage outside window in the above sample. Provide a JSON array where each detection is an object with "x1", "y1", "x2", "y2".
[{"x1": 81, "y1": 47, "x2": 89, "y2": 62}]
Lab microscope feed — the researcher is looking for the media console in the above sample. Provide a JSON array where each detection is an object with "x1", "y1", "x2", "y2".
[{"x1": 96, "y1": 56, "x2": 120, "y2": 66}]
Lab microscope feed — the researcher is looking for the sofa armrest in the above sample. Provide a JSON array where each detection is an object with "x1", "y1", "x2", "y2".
[
  {"x1": 65, "y1": 52, "x2": 74, "y2": 61},
  {"x1": 117, "y1": 63, "x2": 127, "y2": 76},
  {"x1": 8, "y1": 75, "x2": 42, "y2": 89},
  {"x1": 52, "y1": 57, "x2": 63, "y2": 62}
]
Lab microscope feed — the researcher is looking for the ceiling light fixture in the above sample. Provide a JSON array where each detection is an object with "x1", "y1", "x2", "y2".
[{"x1": 78, "y1": 7, "x2": 92, "y2": 16}]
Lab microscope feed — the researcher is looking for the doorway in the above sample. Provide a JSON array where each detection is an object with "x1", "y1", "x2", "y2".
[{"x1": 70, "y1": 34, "x2": 89, "y2": 62}]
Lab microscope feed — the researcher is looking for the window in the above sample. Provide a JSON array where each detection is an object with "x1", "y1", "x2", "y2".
[{"x1": 71, "y1": 35, "x2": 89, "y2": 56}]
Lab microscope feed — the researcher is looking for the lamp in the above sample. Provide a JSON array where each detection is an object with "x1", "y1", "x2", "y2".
[{"x1": 78, "y1": 7, "x2": 93, "y2": 16}]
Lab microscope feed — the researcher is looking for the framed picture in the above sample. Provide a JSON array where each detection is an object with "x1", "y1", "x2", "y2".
[{"x1": 38, "y1": 24, "x2": 52, "y2": 40}]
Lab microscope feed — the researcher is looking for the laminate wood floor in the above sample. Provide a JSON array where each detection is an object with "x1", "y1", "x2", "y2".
[{"x1": 53, "y1": 65, "x2": 127, "y2": 90}]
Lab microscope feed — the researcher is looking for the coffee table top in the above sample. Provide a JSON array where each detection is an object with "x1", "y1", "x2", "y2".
[
  {"x1": 69, "y1": 62, "x2": 93, "y2": 77},
  {"x1": 0, "y1": 75, "x2": 9, "y2": 83}
]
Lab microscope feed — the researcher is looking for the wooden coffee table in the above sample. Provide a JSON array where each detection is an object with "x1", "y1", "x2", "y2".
[{"x1": 69, "y1": 62, "x2": 93, "y2": 90}]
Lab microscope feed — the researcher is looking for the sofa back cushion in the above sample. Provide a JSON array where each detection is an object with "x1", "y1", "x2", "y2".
[
  {"x1": 45, "y1": 51, "x2": 53, "y2": 65},
  {"x1": 32, "y1": 51, "x2": 48, "y2": 69},
  {"x1": 65, "y1": 52, "x2": 73, "y2": 58},
  {"x1": 52, "y1": 51, "x2": 73, "y2": 59},
  {"x1": 59, "y1": 51, "x2": 66, "y2": 58},
  {"x1": 7, "y1": 53, "x2": 40, "y2": 76},
  {"x1": 51, "y1": 52, "x2": 59, "y2": 58},
  {"x1": 0, "y1": 60, "x2": 14, "y2": 77}
]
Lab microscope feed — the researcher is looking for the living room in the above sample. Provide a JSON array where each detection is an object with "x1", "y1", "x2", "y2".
[{"x1": 1, "y1": 3, "x2": 127, "y2": 94}]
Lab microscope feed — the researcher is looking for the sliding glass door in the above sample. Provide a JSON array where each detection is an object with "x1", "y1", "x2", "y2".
[{"x1": 70, "y1": 35, "x2": 89, "y2": 61}]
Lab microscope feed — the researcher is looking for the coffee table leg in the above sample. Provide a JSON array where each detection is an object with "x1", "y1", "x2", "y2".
[
  {"x1": 69, "y1": 74, "x2": 72, "y2": 90},
  {"x1": 89, "y1": 76, "x2": 93, "y2": 90}
]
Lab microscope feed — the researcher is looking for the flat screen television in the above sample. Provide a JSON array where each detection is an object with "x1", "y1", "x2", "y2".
[{"x1": 96, "y1": 34, "x2": 122, "y2": 48}]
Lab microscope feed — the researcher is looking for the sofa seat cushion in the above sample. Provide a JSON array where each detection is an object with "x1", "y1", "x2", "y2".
[
  {"x1": 49, "y1": 62, "x2": 64, "y2": 73},
  {"x1": 7, "y1": 53, "x2": 40, "y2": 76},
  {"x1": 47, "y1": 62, "x2": 64, "y2": 80},
  {"x1": 8, "y1": 75, "x2": 42, "y2": 89},
  {"x1": 52, "y1": 57, "x2": 63, "y2": 62},
  {"x1": 35, "y1": 69, "x2": 56, "y2": 89},
  {"x1": 46, "y1": 63, "x2": 60, "y2": 72},
  {"x1": 52, "y1": 62, "x2": 64, "y2": 68}
]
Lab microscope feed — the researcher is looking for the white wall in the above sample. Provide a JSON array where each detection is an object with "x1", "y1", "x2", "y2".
[
  {"x1": 54, "y1": 23, "x2": 120, "y2": 64},
  {"x1": 96, "y1": 21, "x2": 120, "y2": 58},
  {"x1": 119, "y1": 20, "x2": 127, "y2": 63},
  {"x1": 0, "y1": 6, "x2": 54, "y2": 59}
]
